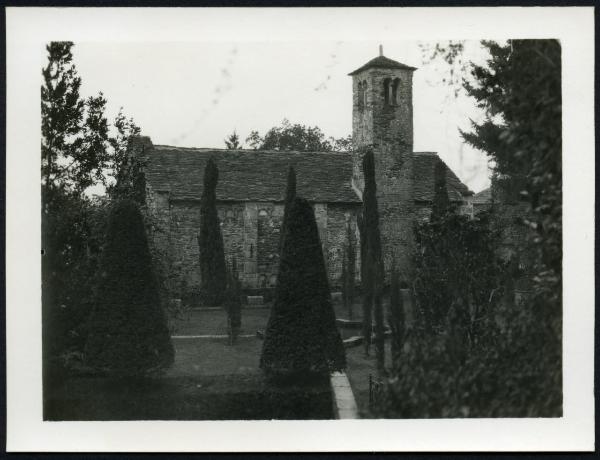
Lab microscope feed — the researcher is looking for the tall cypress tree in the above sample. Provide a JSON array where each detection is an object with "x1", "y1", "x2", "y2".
[
  {"x1": 388, "y1": 257, "x2": 404, "y2": 364},
  {"x1": 279, "y1": 166, "x2": 296, "y2": 253},
  {"x1": 225, "y1": 257, "x2": 242, "y2": 344},
  {"x1": 85, "y1": 199, "x2": 174, "y2": 374},
  {"x1": 360, "y1": 149, "x2": 385, "y2": 372},
  {"x1": 344, "y1": 220, "x2": 356, "y2": 319},
  {"x1": 198, "y1": 157, "x2": 226, "y2": 306},
  {"x1": 260, "y1": 197, "x2": 346, "y2": 377}
]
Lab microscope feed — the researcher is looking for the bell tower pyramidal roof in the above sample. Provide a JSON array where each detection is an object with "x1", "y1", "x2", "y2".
[{"x1": 348, "y1": 46, "x2": 417, "y2": 75}]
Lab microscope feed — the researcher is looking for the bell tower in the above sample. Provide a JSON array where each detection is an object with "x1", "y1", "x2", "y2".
[{"x1": 349, "y1": 47, "x2": 417, "y2": 280}]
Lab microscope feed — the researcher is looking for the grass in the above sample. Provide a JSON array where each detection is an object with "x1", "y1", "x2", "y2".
[
  {"x1": 169, "y1": 308, "x2": 269, "y2": 337},
  {"x1": 46, "y1": 298, "x2": 392, "y2": 420}
]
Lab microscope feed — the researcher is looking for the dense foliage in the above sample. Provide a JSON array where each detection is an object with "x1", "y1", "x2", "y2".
[
  {"x1": 245, "y1": 119, "x2": 351, "y2": 152},
  {"x1": 414, "y1": 210, "x2": 503, "y2": 337},
  {"x1": 378, "y1": 39, "x2": 563, "y2": 417},
  {"x1": 379, "y1": 208, "x2": 509, "y2": 417},
  {"x1": 41, "y1": 42, "x2": 141, "y2": 374},
  {"x1": 198, "y1": 158, "x2": 227, "y2": 306},
  {"x1": 463, "y1": 39, "x2": 561, "y2": 308},
  {"x1": 107, "y1": 110, "x2": 143, "y2": 201},
  {"x1": 42, "y1": 192, "x2": 108, "y2": 362},
  {"x1": 85, "y1": 200, "x2": 174, "y2": 375},
  {"x1": 260, "y1": 197, "x2": 346, "y2": 377},
  {"x1": 463, "y1": 39, "x2": 562, "y2": 413},
  {"x1": 358, "y1": 148, "x2": 385, "y2": 371}
]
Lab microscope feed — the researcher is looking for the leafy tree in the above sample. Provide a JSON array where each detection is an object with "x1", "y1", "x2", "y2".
[
  {"x1": 85, "y1": 199, "x2": 174, "y2": 375},
  {"x1": 260, "y1": 197, "x2": 346, "y2": 378},
  {"x1": 41, "y1": 42, "x2": 143, "y2": 384},
  {"x1": 245, "y1": 130, "x2": 262, "y2": 150},
  {"x1": 374, "y1": 39, "x2": 562, "y2": 418},
  {"x1": 42, "y1": 42, "x2": 111, "y2": 194},
  {"x1": 41, "y1": 42, "x2": 109, "y2": 375},
  {"x1": 330, "y1": 134, "x2": 353, "y2": 152},
  {"x1": 359, "y1": 148, "x2": 385, "y2": 372},
  {"x1": 41, "y1": 42, "x2": 85, "y2": 192},
  {"x1": 224, "y1": 130, "x2": 242, "y2": 149},
  {"x1": 245, "y1": 119, "x2": 350, "y2": 152},
  {"x1": 377, "y1": 210, "x2": 506, "y2": 418},
  {"x1": 462, "y1": 40, "x2": 561, "y2": 303},
  {"x1": 198, "y1": 157, "x2": 226, "y2": 306},
  {"x1": 107, "y1": 108, "x2": 142, "y2": 201},
  {"x1": 461, "y1": 39, "x2": 562, "y2": 413}
]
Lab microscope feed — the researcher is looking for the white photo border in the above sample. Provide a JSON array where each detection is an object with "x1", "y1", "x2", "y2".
[{"x1": 5, "y1": 6, "x2": 595, "y2": 452}]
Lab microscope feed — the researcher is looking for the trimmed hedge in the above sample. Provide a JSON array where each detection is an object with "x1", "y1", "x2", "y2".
[
  {"x1": 260, "y1": 197, "x2": 346, "y2": 376},
  {"x1": 85, "y1": 199, "x2": 174, "y2": 375}
]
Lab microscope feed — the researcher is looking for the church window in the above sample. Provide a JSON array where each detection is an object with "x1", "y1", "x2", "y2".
[{"x1": 383, "y1": 78, "x2": 391, "y2": 105}]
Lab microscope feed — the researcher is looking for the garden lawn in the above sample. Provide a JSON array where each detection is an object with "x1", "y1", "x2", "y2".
[
  {"x1": 45, "y1": 302, "x2": 390, "y2": 420},
  {"x1": 44, "y1": 308, "x2": 334, "y2": 421},
  {"x1": 169, "y1": 307, "x2": 270, "y2": 336}
]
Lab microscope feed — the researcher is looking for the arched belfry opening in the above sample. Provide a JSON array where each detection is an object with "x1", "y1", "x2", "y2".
[{"x1": 392, "y1": 78, "x2": 400, "y2": 106}]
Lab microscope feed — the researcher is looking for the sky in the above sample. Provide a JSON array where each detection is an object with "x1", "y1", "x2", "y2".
[{"x1": 71, "y1": 40, "x2": 492, "y2": 193}]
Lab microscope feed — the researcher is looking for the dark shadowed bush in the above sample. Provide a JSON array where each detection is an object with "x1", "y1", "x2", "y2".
[
  {"x1": 359, "y1": 148, "x2": 384, "y2": 369},
  {"x1": 388, "y1": 259, "x2": 404, "y2": 364},
  {"x1": 85, "y1": 199, "x2": 174, "y2": 375},
  {"x1": 198, "y1": 157, "x2": 226, "y2": 306},
  {"x1": 260, "y1": 197, "x2": 346, "y2": 377},
  {"x1": 342, "y1": 221, "x2": 356, "y2": 319}
]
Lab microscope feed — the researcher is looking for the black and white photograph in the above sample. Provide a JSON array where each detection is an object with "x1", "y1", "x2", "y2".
[{"x1": 5, "y1": 6, "x2": 594, "y2": 452}]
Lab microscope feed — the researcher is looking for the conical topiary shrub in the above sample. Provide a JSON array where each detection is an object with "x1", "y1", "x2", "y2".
[
  {"x1": 260, "y1": 197, "x2": 346, "y2": 378},
  {"x1": 85, "y1": 199, "x2": 174, "y2": 375}
]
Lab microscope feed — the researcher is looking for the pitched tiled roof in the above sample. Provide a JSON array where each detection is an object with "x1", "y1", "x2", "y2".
[
  {"x1": 472, "y1": 187, "x2": 492, "y2": 204},
  {"x1": 349, "y1": 55, "x2": 417, "y2": 76},
  {"x1": 136, "y1": 138, "x2": 471, "y2": 205},
  {"x1": 141, "y1": 140, "x2": 362, "y2": 204},
  {"x1": 413, "y1": 152, "x2": 473, "y2": 203}
]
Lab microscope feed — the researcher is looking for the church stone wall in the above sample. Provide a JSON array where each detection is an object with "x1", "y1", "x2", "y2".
[
  {"x1": 144, "y1": 186, "x2": 360, "y2": 305},
  {"x1": 326, "y1": 204, "x2": 361, "y2": 288}
]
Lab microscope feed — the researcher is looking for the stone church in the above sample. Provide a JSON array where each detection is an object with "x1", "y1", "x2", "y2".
[{"x1": 131, "y1": 50, "x2": 473, "y2": 303}]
